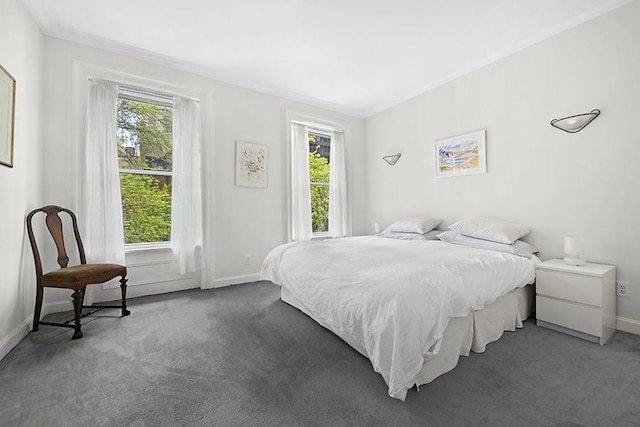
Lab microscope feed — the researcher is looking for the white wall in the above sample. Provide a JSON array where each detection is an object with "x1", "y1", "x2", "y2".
[
  {"x1": 364, "y1": 2, "x2": 640, "y2": 330},
  {"x1": 0, "y1": 0, "x2": 44, "y2": 360},
  {"x1": 40, "y1": 38, "x2": 366, "y2": 306}
]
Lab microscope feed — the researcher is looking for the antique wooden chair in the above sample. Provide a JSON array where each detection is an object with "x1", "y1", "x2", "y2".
[{"x1": 26, "y1": 205, "x2": 130, "y2": 339}]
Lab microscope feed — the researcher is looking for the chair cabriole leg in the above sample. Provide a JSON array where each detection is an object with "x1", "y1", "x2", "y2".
[
  {"x1": 71, "y1": 289, "x2": 84, "y2": 339},
  {"x1": 32, "y1": 285, "x2": 44, "y2": 332},
  {"x1": 120, "y1": 275, "x2": 130, "y2": 317}
]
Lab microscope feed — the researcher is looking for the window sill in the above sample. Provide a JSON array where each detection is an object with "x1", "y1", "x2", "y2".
[
  {"x1": 124, "y1": 243, "x2": 172, "y2": 267},
  {"x1": 125, "y1": 242, "x2": 171, "y2": 253}
]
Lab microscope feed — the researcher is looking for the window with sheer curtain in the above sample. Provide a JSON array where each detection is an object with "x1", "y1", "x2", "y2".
[
  {"x1": 290, "y1": 120, "x2": 350, "y2": 241},
  {"x1": 83, "y1": 80, "x2": 204, "y2": 277}
]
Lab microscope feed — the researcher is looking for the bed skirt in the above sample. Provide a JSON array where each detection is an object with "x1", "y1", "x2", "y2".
[{"x1": 280, "y1": 284, "x2": 533, "y2": 392}]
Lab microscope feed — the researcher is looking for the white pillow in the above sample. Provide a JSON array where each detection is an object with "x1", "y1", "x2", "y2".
[
  {"x1": 384, "y1": 217, "x2": 442, "y2": 234},
  {"x1": 437, "y1": 231, "x2": 538, "y2": 258},
  {"x1": 378, "y1": 230, "x2": 441, "y2": 241},
  {"x1": 448, "y1": 217, "x2": 530, "y2": 244}
]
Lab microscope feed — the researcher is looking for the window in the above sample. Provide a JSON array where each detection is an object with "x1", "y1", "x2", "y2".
[
  {"x1": 289, "y1": 115, "x2": 349, "y2": 241},
  {"x1": 116, "y1": 88, "x2": 174, "y2": 245},
  {"x1": 308, "y1": 130, "x2": 331, "y2": 234},
  {"x1": 84, "y1": 78, "x2": 204, "y2": 282}
]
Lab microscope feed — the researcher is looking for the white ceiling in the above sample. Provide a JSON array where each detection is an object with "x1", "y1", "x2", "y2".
[{"x1": 24, "y1": 0, "x2": 630, "y2": 118}]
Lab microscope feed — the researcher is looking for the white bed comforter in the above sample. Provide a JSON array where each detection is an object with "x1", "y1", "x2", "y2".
[{"x1": 261, "y1": 236, "x2": 536, "y2": 401}]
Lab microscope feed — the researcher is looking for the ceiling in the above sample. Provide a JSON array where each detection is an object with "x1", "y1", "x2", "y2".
[{"x1": 24, "y1": 0, "x2": 630, "y2": 118}]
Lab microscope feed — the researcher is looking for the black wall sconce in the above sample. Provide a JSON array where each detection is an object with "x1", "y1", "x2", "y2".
[{"x1": 550, "y1": 109, "x2": 600, "y2": 133}]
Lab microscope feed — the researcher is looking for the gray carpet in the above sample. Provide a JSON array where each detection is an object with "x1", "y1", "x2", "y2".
[{"x1": 1, "y1": 281, "x2": 639, "y2": 427}]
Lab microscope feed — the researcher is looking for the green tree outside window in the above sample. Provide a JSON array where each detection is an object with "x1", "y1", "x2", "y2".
[
  {"x1": 308, "y1": 132, "x2": 331, "y2": 233},
  {"x1": 117, "y1": 97, "x2": 173, "y2": 244}
]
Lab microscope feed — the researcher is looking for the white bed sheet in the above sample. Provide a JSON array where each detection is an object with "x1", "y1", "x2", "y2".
[
  {"x1": 261, "y1": 236, "x2": 536, "y2": 401},
  {"x1": 281, "y1": 285, "x2": 533, "y2": 392}
]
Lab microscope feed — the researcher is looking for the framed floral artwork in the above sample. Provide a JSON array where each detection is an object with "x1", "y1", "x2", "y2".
[
  {"x1": 434, "y1": 129, "x2": 486, "y2": 178},
  {"x1": 235, "y1": 141, "x2": 268, "y2": 188}
]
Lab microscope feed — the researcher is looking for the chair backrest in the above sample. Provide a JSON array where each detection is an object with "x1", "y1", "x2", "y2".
[{"x1": 26, "y1": 205, "x2": 87, "y2": 277}]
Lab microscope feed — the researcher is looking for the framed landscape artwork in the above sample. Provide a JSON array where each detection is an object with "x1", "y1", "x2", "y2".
[
  {"x1": 434, "y1": 130, "x2": 486, "y2": 178},
  {"x1": 0, "y1": 64, "x2": 16, "y2": 168},
  {"x1": 235, "y1": 141, "x2": 268, "y2": 188}
]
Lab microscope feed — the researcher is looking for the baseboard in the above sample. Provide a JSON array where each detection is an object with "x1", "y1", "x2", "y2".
[
  {"x1": 211, "y1": 273, "x2": 261, "y2": 289},
  {"x1": 617, "y1": 316, "x2": 640, "y2": 336},
  {"x1": 0, "y1": 316, "x2": 33, "y2": 362}
]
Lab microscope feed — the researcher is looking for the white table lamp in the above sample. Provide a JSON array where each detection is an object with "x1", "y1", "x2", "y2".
[{"x1": 564, "y1": 236, "x2": 586, "y2": 266}]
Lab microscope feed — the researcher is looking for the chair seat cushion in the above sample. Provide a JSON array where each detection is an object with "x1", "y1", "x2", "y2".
[{"x1": 41, "y1": 263, "x2": 127, "y2": 289}]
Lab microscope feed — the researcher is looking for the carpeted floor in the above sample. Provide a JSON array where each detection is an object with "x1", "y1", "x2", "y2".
[{"x1": 1, "y1": 281, "x2": 639, "y2": 426}]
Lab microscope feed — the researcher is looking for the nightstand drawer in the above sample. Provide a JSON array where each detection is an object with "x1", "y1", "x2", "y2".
[
  {"x1": 536, "y1": 296, "x2": 602, "y2": 337},
  {"x1": 536, "y1": 269, "x2": 602, "y2": 307}
]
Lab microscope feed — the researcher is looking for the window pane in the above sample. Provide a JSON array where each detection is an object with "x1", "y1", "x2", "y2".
[
  {"x1": 308, "y1": 132, "x2": 331, "y2": 185},
  {"x1": 310, "y1": 183, "x2": 329, "y2": 233},
  {"x1": 308, "y1": 131, "x2": 331, "y2": 234},
  {"x1": 117, "y1": 98, "x2": 173, "y2": 171},
  {"x1": 120, "y1": 173, "x2": 172, "y2": 244},
  {"x1": 308, "y1": 131, "x2": 331, "y2": 162}
]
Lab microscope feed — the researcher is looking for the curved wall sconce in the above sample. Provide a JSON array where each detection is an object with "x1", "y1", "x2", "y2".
[
  {"x1": 551, "y1": 109, "x2": 600, "y2": 133},
  {"x1": 383, "y1": 153, "x2": 401, "y2": 165}
]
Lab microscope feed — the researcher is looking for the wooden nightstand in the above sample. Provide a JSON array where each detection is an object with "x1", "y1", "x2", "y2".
[{"x1": 535, "y1": 259, "x2": 616, "y2": 345}]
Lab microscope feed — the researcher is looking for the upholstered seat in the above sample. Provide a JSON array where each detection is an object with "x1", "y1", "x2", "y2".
[
  {"x1": 26, "y1": 205, "x2": 130, "y2": 340},
  {"x1": 41, "y1": 264, "x2": 127, "y2": 288}
]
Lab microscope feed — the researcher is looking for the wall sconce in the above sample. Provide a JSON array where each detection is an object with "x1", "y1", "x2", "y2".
[
  {"x1": 383, "y1": 153, "x2": 401, "y2": 165},
  {"x1": 551, "y1": 109, "x2": 600, "y2": 133},
  {"x1": 564, "y1": 236, "x2": 586, "y2": 266}
]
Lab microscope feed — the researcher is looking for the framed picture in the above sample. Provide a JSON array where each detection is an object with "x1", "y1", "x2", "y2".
[
  {"x1": 434, "y1": 129, "x2": 486, "y2": 178},
  {"x1": 235, "y1": 140, "x2": 268, "y2": 188},
  {"x1": 0, "y1": 64, "x2": 16, "y2": 168}
]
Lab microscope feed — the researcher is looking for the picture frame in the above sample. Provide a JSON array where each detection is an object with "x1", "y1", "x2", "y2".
[
  {"x1": 0, "y1": 64, "x2": 16, "y2": 168},
  {"x1": 434, "y1": 129, "x2": 486, "y2": 178},
  {"x1": 235, "y1": 140, "x2": 268, "y2": 188}
]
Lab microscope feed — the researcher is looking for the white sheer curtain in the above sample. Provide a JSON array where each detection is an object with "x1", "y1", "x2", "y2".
[
  {"x1": 329, "y1": 131, "x2": 349, "y2": 238},
  {"x1": 83, "y1": 80, "x2": 125, "y2": 265},
  {"x1": 291, "y1": 122, "x2": 312, "y2": 241},
  {"x1": 170, "y1": 96, "x2": 204, "y2": 277}
]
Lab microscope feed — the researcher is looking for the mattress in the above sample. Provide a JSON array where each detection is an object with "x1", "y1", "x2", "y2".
[{"x1": 261, "y1": 236, "x2": 537, "y2": 400}]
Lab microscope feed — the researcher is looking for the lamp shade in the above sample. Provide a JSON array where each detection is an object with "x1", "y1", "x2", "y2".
[
  {"x1": 564, "y1": 236, "x2": 585, "y2": 266},
  {"x1": 383, "y1": 153, "x2": 401, "y2": 165},
  {"x1": 551, "y1": 109, "x2": 600, "y2": 133}
]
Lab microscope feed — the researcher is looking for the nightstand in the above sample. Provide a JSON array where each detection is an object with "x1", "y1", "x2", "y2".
[{"x1": 535, "y1": 259, "x2": 616, "y2": 345}]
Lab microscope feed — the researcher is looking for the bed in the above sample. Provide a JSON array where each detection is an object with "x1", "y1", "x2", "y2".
[{"x1": 261, "y1": 229, "x2": 538, "y2": 401}]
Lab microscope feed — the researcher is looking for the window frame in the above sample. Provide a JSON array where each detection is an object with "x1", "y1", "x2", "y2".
[
  {"x1": 72, "y1": 62, "x2": 215, "y2": 293},
  {"x1": 284, "y1": 110, "x2": 352, "y2": 242},
  {"x1": 117, "y1": 87, "x2": 175, "y2": 250}
]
